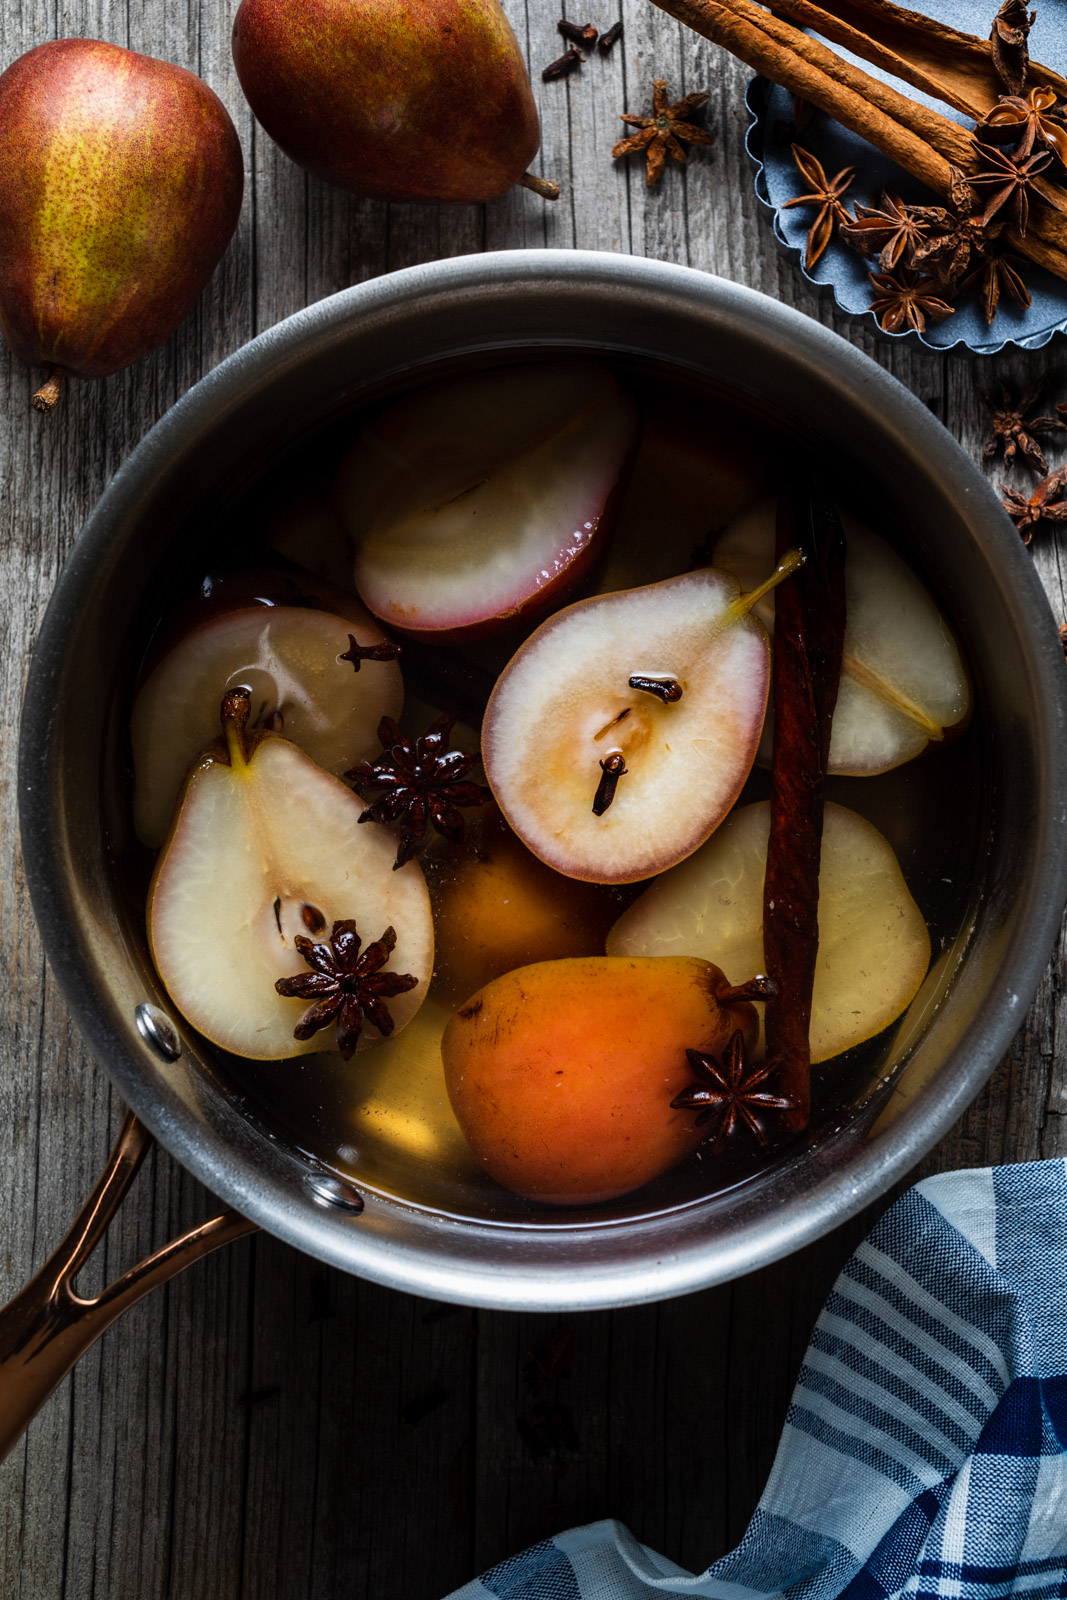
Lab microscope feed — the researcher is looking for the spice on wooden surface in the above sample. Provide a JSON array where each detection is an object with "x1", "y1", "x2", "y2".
[
  {"x1": 542, "y1": 47, "x2": 583, "y2": 80},
  {"x1": 612, "y1": 78, "x2": 713, "y2": 186},
  {"x1": 1000, "y1": 465, "x2": 1067, "y2": 541},
  {"x1": 598, "y1": 20, "x2": 623, "y2": 51},
  {"x1": 558, "y1": 18, "x2": 598, "y2": 45},
  {"x1": 979, "y1": 378, "x2": 1063, "y2": 471},
  {"x1": 762, "y1": 483, "x2": 846, "y2": 1130}
]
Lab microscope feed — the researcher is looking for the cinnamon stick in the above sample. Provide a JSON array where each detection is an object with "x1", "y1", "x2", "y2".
[
  {"x1": 649, "y1": 0, "x2": 1067, "y2": 283},
  {"x1": 652, "y1": 0, "x2": 965, "y2": 176},
  {"x1": 767, "y1": 0, "x2": 1067, "y2": 119},
  {"x1": 763, "y1": 483, "x2": 845, "y2": 1131}
]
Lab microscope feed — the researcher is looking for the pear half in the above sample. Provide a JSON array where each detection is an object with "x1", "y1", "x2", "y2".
[
  {"x1": 132, "y1": 603, "x2": 402, "y2": 848},
  {"x1": 714, "y1": 502, "x2": 971, "y2": 775},
  {"x1": 335, "y1": 362, "x2": 640, "y2": 641},
  {"x1": 148, "y1": 705, "x2": 433, "y2": 1061},
  {"x1": 607, "y1": 800, "x2": 929, "y2": 1063},
  {"x1": 482, "y1": 566, "x2": 782, "y2": 883}
]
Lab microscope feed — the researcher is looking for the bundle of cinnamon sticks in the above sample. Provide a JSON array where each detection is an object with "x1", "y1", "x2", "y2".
[{"x1": 650, "y1": 0, "x2": 1067, "y2": 285}]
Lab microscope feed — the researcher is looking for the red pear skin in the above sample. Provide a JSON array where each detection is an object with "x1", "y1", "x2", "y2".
[
  {"x1": 0, "y1": 40, "x2": 243, "y2": 398},
  {"x1": 232, "y1": 0, "x2": 541, "y2": 204}
]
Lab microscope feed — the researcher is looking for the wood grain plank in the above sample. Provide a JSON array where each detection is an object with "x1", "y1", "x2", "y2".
[{"x1": 1, "y1": 0, "x2": 1066, "y2": 1594}]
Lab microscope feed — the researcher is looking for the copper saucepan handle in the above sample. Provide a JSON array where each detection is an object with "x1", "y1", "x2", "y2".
[{"x1": 0, "y1": 1108, "x2": 258, "y2": 1463}]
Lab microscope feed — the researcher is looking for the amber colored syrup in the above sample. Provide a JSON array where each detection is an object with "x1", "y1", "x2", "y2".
[{"x1": 117, "y1": 358, "x2": 986, "y2": 1224}]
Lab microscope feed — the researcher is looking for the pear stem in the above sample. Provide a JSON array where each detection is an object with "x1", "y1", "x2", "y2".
[
  {"x1": 731, "y1": 547, "x2": 806, "y2": 619},
  {"x1": 519, "y1": 171, "x2": 561, "y2": 201},
  {"x1": 221, "y1": 688, "x2": 252, "y2": 771},
  {"x1": 32, "y1": 367, "x2": 64, "y2": 414},
  {"x1": 715, "y1": 974, "x2": 778, "y2": 1005}
]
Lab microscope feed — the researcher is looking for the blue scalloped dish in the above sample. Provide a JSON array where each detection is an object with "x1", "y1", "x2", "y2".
[{"x1": 744, "y1": 0, "x2": 1067, "y2": 353}]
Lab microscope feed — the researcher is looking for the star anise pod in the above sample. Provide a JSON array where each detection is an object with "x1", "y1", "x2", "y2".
[
  {"x1": 976, "y1": 87, "x2": 1067, "y2": 164},
  {"x1": 867, "y1": 268, "x2": 955, "y2": 334},
  {"x1": 946, "y1": 163, "x2": 980, "y2": 214},
  {"x1": 783, "y1": 145, "x2": 856, "y2": 268},
  {"x1": 908, "y1": 204, "x2": 997, "y2": 294},
  {"x1": 962, "y1": 247, "x2": 1032, "y2": 323},
  {"x1": 275, "y1": 921, "x2": 419, "y2": 1059},
  {"x1": 612, "y1": 78, "x2": 713, "y2": 188},
  {"x1": 339, "y1": 633, "x2": 403, "y2": 672},
  {"x1": 839, "y1": 192, "x2": 928, "y2": 270},
  {"x1": 968, "y1": 142, "x2": 1061, "y2": 236},
  {"x1": 1000, "y1": 465, "x2": 1067, "y2": 543},
  {"x1": 671, "y1": 1031, "x2": 796, "y2": 1155},
  {"x1": 978, "y1": 378, "x2": 1064, "y2": 471},
  {"x1": 990, "y1": 0, "x2": 1033, "y2": 97},
  {"x1": 346, "y1": 713, "x2": 492, "y2": 869}
]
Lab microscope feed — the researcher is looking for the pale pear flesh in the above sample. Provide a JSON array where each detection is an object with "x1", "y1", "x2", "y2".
[
  {"x1": 132, "y1": 605, "x2": 402, "y2": 847},
  {"x1": 335, "y1": 362, "x2": 640, "y2": 636},
  {"x1": 482, "y1": 569, "x2": 771, "y2": 884},
  {"x1": 713, "y1": 502, "x2": 971, "y2": 775},
  {"x1": 148, "y1": 735, "x2": 433, "y2": 1060},
  {"x1": 607, "y1": 800, "x2": 930, "y2": 1063}
]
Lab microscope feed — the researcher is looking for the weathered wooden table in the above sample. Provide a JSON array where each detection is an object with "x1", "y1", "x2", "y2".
[{"x1": 2, "y1": 0, "x2": 1065, "y2": 1594}]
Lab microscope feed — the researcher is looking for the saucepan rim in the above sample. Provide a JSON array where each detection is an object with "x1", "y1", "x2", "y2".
[{"x1": 17, "y1": 248, "x2": 1067, "y2": 1309}]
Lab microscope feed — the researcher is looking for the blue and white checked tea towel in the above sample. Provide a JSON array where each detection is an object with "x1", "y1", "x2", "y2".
[{"x1": 449, "y1": 1159, "x2": 1067, "y2": 1600}]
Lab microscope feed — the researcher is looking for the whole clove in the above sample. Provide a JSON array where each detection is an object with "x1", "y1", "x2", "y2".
[
  {"x1": 628, "y1": 672, "x2": 683, "y2": 702},
  {"x1": 592, "y1": 750, "x2": 627, "y2": 815},
  {"x1": 542, "y1": 47, "x2": 584, "y2": 80},
  {"x1": 558, "y1": 18, "x2": 598, "y2": 45},
  {"x1": 599, "y1": 20, "x2": 624, "y2": 51}
]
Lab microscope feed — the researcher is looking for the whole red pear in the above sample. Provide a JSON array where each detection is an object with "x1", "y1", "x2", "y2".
[
  {"x1": 232, "y1": 0, "x2": 542, "y2": 204},
  {"x1": 0, "y1": 40, "x2": 244, "y2": 410}
]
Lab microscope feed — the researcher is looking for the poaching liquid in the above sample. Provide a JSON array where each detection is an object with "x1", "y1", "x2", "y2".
[{"x1": 117, "y1": 356, "x2": 986, "y2": 1225}]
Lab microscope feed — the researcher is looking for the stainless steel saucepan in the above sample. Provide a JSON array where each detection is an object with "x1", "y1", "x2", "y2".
[{"x1": 5, "y1": 249, "x2": 1067, "y2": 1460}]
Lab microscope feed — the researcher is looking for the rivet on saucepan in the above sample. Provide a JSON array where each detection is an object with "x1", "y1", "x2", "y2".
[
  {"x1": 305, "y1": 1172, "x2": 365, "y2": 1215},
  {"x1": 134, "y1": 1003, "x2": 182, "y2": 1062}
]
